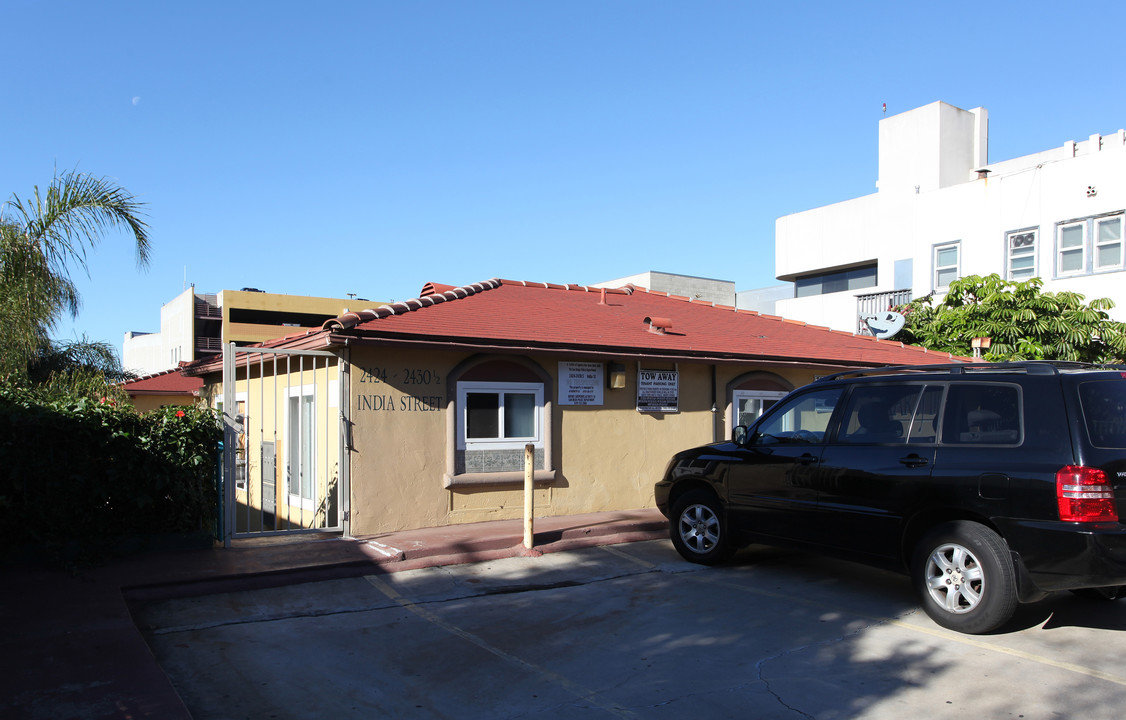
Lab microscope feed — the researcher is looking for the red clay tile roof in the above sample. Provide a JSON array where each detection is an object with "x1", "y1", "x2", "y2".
[
  {"x1": 311, "y1": 278, "x2": 961, "y2": 368},
  {"x1": 121, "y1": 368, "x2": 204, "y2": 396}
]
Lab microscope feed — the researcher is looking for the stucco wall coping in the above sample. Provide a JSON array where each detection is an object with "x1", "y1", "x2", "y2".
[{"x1": 444, "y1": 470, "x2": 558, "y2": 489}]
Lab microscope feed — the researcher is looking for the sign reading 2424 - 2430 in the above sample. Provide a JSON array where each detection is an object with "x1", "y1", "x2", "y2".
[
  {"x1": 637, "y1": 370, "x2": 678, "y2": 413},
  {"x1": 559, "y1": 361, "x2": 603, "y2": 406}
]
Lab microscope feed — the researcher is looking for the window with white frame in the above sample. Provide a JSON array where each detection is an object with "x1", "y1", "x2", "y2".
[
  {"x1": 446, "y1": 357, "x2": 553, "y2": 485},
  {"x1": 1006, "y1": 229, "x2": 1037, "y2": 281},
  {"x1": 1056, "y1": 213, "x2": 1125, "y2": 276},
  {"x1": 457, "y1": 381, "x2": 543, "y2": 451},
  {"x1": 286, "y1": 385, "x2": 316, "y2": 509},
  {"x1": 732, "y1": 390, "x2": 788, "y2": 431},
  {"x1": 1095, "y1": 215, "x2": 1124, "y2": 271},
  {"x1": 1057, "y1": 221, "x2": 1086, "y2": 276},
  {"x1": 933, "y1": 242, "x2": 960, "y2": 290}
]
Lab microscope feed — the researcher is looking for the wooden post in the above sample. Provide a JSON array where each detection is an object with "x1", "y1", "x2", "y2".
[{"x1": 523, "y1": 443, "x2": 534, "y2": 549}]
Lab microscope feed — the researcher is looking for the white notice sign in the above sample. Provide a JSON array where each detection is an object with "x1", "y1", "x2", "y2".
[
  {"x1": 559, "y1": 362, "x2": 604, "y2": 406},
  {"x1": 637, "y1": 370, "x2": 679, "y2": 413}
]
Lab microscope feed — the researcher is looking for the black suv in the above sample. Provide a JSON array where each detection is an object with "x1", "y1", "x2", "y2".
[{"x1": 655, "y1": 362, "x2": 1126, "y2": 634}]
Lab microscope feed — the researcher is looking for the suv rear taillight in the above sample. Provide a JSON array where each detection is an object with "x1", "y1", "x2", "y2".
[{"x1": 1057, "y1": 466, "x2": 1119, "y2": 522}]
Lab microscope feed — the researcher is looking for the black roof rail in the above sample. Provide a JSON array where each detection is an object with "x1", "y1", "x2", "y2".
[{"x1": 814, "y1": 360, "x2": 1118, "y2": 384}]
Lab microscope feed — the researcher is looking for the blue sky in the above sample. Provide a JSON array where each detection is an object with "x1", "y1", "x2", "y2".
[{"x1": 5, "y1": 1, "x2": 1126, "y2": 355}]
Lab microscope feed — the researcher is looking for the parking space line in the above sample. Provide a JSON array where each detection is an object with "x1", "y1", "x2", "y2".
[
  {"x1": 598, "y1": 544, "x2": 657, "y2": 569},
  {"x1": 698, "y1": 571, "x2": 1126, "y2": 688},
  {"x1": 887, "y1": 620, "x2": 1126, "y2": 688},
  {"x1": 364, "y1": 574, "x2": 639, "y2": 718}
]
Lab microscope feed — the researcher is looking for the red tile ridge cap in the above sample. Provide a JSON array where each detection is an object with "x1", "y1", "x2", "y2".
[
  {"x1": 323, "y1": 277, "x2": 649, "y2": 332},
  {"x1": 498, "y1": 279, "x2": 634, "y2": 295},
  {"x1": 322, "y1": 278, "x2": 503, "y2": 330},
  {"x1": 801, "y1": 322, "x2": 834, "y2": 332}
]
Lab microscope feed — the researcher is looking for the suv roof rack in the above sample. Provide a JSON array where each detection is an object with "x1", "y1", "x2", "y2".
[{"x1": 815, "y1": 360, "x2": 1124, "y2": 384}]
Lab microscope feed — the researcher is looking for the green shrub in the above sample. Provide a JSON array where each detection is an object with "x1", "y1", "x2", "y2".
[{"x1": 0, "y1": 384, "x2": 222, "y2": 564}]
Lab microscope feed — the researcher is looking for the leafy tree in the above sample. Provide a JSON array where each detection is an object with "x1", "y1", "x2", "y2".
[
  {"x1": 0, "y1": 170, "x2": 150, "y2": 377},
  {"x1": 24, "y1": 336, "x2": 136, "y2": 404},
  {"x1": 898, "y1": 274, "x2": 1126, "y2": 363}
]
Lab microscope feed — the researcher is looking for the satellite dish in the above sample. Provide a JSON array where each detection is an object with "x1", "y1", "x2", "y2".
[{"x1": 863, "y1": 311, "x2": 906, "y2": 339}]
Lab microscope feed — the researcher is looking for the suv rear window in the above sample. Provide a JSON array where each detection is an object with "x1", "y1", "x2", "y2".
[{"x1": 1078, "y1": 380, "x2": 1126, "y2": 448}]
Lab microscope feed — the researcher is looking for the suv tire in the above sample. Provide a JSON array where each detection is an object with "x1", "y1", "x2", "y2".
[
  {"x1": 670, "y1": 490, "x2": 733, "y2": 565},
  {"x1": 912, "y1": 521, "x2": 1018, "y2": 634}
]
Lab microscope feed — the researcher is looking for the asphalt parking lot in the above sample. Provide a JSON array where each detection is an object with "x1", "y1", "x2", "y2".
[{"x1": 134, "y1": 539, "x2": 1126, "y2": 719}]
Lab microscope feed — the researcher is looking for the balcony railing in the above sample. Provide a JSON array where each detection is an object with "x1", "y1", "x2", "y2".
[
  {"x1": 856, "y1": 289, "x2": 912, "y2": 335},
  {"x1": 195, "y1": 295, "x2": 221, "y2": 319},
  {"x1": 196, "y1": 336, "x2": 223, "y2": 353}
]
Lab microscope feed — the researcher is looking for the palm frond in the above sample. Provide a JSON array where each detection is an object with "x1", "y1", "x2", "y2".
[{"x1": 4, "y1": 170, "x2": 150, "y2": 276}]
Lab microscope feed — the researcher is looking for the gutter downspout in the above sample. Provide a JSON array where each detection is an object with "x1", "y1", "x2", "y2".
[
  {"x1": 339, "y1": 342, "x2": 352, "y2": 537},
  {"x1": 711, "y1": 364, "x2": 718, "y2": 443}
]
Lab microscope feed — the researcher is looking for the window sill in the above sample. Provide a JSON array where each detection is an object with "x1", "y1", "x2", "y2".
[{"x1": 444, "y1": 469, "x2": 557, "y2": 489}]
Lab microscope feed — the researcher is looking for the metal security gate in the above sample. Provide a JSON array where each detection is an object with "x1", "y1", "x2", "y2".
[{"x1": 221, "y1": 343, "x2": 350, "y2": 545}]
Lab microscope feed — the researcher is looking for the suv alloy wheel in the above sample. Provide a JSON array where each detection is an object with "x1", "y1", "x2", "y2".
[
  {"x1": 913, "y1": 521, "x2": 1018, "y2": 633},
  {"x1": 670, "y1": 490, "x2": 733, "y2": 565}
]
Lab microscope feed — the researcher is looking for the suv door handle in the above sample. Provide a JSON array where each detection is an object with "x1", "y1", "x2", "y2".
[
  {"x1": 899, "y1": 454, "x2": 929, "y2": 468},
  {"x1": 796, "y1": 453, "x2": 818, "y2": 465}
]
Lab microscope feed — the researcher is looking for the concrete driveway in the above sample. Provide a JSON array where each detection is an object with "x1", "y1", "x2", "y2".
[{"x1": 134, "y1": 539, "x2": 1126, "y2": 719}]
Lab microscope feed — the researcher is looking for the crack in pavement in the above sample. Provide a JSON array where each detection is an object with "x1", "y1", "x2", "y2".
[{"x1": 753, "y1": 616, "x2": 895, "y2": 719}]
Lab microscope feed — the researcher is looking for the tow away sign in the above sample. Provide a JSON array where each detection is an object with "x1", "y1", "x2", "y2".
[{"x1": 637, "y1": 370, "x2": 678, "y2": 413}]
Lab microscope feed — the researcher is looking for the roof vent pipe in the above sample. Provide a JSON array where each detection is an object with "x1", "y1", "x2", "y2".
[
  {"x1": 599, "y1": 287, "x2": 607, "y2": 305},
  {"x1": 645, "y1": 316, "x2": 672, "y2": 334}
]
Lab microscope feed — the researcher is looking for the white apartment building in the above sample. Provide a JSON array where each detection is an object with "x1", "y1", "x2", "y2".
[{"x1": 774, "y1": 101, "x2": 1126, "y2": 334}]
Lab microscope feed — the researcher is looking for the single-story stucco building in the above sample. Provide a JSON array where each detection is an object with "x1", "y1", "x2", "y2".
[
  {"x1": 120, "y1": 367, "x2": 204, "y2": 413},
  {"x1": 182, "y1": 278, "x2": 964, "y2": 539}
]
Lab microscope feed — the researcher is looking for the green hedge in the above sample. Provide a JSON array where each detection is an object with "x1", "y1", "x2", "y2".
[{"x1": 0, "y1": 386, "x2": 222, "y2": 563}]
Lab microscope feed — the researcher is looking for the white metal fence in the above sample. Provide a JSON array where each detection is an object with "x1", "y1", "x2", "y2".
[{"x1": 221, "y1": 343, "x2": 350, "y2": 544}]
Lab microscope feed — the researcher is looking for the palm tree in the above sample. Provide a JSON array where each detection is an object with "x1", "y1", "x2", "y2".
[{"x1": 0, "y1": 170, "x2": 150, "y2": 376}]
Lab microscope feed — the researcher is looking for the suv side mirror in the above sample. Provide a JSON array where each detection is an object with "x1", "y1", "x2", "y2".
[{"x1": 732, "y1": 425, "x2": 748, "y2": 445}]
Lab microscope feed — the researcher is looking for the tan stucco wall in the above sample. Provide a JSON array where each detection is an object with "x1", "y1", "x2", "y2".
[
  {"x1": 348, "y1": 348, "x2": 457, "y2": 534},
  {"x1": 345, "y1": 346, "x2": 826, "y2": 536}
]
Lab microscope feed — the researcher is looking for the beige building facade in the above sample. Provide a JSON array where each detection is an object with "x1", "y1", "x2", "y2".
[{"x1": 186, "y1": 279, "x2": 965, "y2": 539}]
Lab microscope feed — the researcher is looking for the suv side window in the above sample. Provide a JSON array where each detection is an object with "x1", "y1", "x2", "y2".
[
  {"x1": 906, "y1": 386, "x2": 943, "y2": 443},
  {"x1": 837, "y1": 385, "x2": 922, "y2": 444},
  {"x1": 941, "y1": 383, "x2": 1022, "y2": 445},
  {"x1": 752, "y1": 387, "x2": 843, "y2": 445}
]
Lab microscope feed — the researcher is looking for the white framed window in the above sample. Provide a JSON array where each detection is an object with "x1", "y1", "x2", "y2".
[
  {"x1": 1095, "y1": 215, "x2": 1124, "y2": 271},
  {"x1": 1057, "y1": 221, "x2": 1087, "y2": 276},
  {"x1": 286, "y1": 384, "x2": 316, "y2": 510},
  {"x1": 732, "y1": 390, "x2": 788, "y2": 432},
  {"x1": 457, "y1": 381, "x2": 544, "y2": 451},
  {"x1": 933, "y1": 242, "x2": 960, "y2": 290},
  {"x1": 1005, "y1": 229, "x2": 1037, "y2": 281}
]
